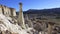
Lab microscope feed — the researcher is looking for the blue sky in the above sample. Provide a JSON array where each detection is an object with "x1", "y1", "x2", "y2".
[{"x1": 0, "y1": 0, "x2": 60, "y2": 11}]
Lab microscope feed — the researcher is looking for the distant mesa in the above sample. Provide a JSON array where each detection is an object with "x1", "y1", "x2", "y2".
[{"x1": 23, "y1": 8, "x2": 60, "y2": 16}]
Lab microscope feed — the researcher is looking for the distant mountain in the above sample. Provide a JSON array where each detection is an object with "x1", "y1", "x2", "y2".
[{"x1": 16, "y1": 8, "x2": 60, "y2": 16}]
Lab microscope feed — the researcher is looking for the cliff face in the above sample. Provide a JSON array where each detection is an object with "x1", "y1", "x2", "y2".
[
  {"x1": 0, "y1": 5, "x2": 16, "y2": 17},
  {"x1": 0, "y1": 5, "x2": 21, "y2": 34}
]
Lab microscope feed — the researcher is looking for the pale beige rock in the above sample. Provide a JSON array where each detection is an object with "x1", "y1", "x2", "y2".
[
  {"x1": 11, "y1": 32, "x2": 18, "y2": 34},
  {"x1": 0, "y1": 5, "x2": 3, "y2": 14},
  {"x1": 48, "y1": 23, "x2": 52, "y2": 34},
  {"x1": 0, "y1": 5, "x2": 16, "y2": 17},
  {"x1": 17, "y1": 3, "x2": 26, "y2": 29}
]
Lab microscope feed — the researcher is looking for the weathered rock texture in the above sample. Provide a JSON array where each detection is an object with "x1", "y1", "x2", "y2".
[
  {"x1": 17, "y1": 3, "x2": 26, "y2": 29},
  {"x1": 0, "y1": 5, "x2": 16, "y2": 17}
]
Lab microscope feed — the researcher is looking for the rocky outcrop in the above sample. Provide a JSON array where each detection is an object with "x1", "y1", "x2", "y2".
[
  {"x1": 0, "y1": 5, "x2": 16, "y2": 17},
  {"x1": 0, "y1": 14, "x2": 28, "y2": 34}
]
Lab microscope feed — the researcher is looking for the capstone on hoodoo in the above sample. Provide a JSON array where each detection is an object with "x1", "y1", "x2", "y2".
[{"x1": 0, "y1": 5, "x2": 16, "y2": 17}]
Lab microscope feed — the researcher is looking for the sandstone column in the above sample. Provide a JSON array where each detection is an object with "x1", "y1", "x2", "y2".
[
  {"x1": 48, "y1": 23, "x2": 52, "y2": 34},
  {"x1": 47, "y1": 22, "x2": 55, "y2": 34},
  {"x1": 26, "y1": 14, "x2": 33, "y2": 28},
  {"x1": 18, "y1": 3, "x2": 26, "y2": 29}
]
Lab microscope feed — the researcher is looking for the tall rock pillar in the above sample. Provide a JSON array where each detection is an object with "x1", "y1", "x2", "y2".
[
  {"x1": 18, "y1": 3, "x2": 26, "y2": 29},
  {"x1": 47, "y1": 22, "x2": 55, "y2": 34}
]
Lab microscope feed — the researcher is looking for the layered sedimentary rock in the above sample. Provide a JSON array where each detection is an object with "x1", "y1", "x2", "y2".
[{"x1": 0, "y1": 5, "x2": 16, "y2": 17}]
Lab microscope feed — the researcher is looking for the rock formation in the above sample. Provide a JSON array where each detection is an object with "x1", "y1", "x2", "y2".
[
  {"x1": 17, "y1": 3, "x2": 26, "y2": 29},
  {"x1": 0, "y1": 5, "x2": 16, "y2": 17}
]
